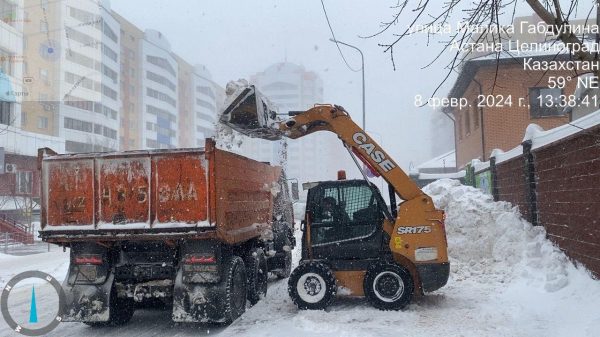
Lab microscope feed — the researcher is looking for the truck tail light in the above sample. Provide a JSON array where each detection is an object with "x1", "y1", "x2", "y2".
[
  {"x1": 74, "y1": 254, "x2": 103, "y2": 265},
  {"x1": 184, "y1": 254, "x2": 216, "y2": 265},
  {"x1": 182, "y1": 253, "x2": 220, "y2": 283}
]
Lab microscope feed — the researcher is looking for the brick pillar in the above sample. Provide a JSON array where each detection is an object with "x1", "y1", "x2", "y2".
[
  {"x1": 490, "y1": 156, "x2": 499, "y2": 202},
  {"x1": 522, "y1": 140, "x2": 539, "y2": 226}
]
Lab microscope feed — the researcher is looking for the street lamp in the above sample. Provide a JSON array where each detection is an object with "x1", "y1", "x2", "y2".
[{"x1": 329, "y1": 38, "x2": 365, "y2": 129}]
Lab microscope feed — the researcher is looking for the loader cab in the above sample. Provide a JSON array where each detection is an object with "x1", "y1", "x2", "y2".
[{"x1": 302, "y1": 179, "x2": 391, "y2": 261}]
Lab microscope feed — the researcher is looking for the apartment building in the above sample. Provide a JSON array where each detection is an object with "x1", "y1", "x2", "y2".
[
  {"x1": 113, "y1": 11, "x2": 142, "y2": 151},
  {"x1": 139, "y1": 29, "x2": 178, "y2": 149},
  {"x1": 0, "y1": 0, "x2": 24, "y2": 129},
  {"x1": 22, "y1": 0, "x2": 121, "y2": 152},
  {"x1": 248, "y1": 62, "x2": 337, "y2": 183},
  {"x1": 175, "y1": 56, "x2": 221, "y2": 148}
]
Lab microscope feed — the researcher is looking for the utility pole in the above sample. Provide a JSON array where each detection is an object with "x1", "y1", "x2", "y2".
[{"x1": 329, "y1": 38, "x2": 365, "y2": 129}]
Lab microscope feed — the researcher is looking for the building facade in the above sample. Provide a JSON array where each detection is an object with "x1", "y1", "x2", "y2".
[
  {"x1": 0, "y1": 0, "x2": 24, "y2": 130},
  {"x1": 447, "y1": 53, "x2": 574, "y2": 169},
  {"x1": 139, "y1": 29, "x2": 178, "y2": 149},
  {"x1": 174, "y1": 58, "x2": 220, "y2": 148},
  {"x1": 22, "y1": 0, "x2": 121, "y2": 152},
  {"x1": 192, "y1": 64, "x2": 219, "y2": 146},
  {"x1": 248, "y1": 62, "x2": 337, "y2": 184},
  {"x1": 114, "y1": 11, "x2": 142, "y2": 151}
]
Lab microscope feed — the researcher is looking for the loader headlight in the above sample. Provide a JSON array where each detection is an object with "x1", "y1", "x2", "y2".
[{"x1": 415, "y1": 247, "x2": 438, "y2": 262}]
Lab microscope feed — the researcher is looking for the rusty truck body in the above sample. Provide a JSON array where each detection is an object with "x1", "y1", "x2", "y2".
[{"x1": 38, "y1": 139, "x2": 295, "y2": 324}]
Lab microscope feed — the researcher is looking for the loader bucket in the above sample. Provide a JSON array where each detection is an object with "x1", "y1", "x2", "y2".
[{"x1": 219, "y1": 85, "x2": 283, "y2": 140}]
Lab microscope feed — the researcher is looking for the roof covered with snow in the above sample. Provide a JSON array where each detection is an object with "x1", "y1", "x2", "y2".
[{"x1": 416, "y1": 150, "x2": 456, "y2": 171}]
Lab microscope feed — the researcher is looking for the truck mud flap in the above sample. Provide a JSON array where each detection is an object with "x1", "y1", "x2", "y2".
[
  {"x1": 61, "y1": 274, "x2": 114, "y2": 322},
  {"x1": 172, "y1": 268, "x2": 228, "y2": 323}
]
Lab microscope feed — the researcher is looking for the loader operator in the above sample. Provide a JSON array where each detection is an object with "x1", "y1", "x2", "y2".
[{"x1": 321, "y1": 197, "x2": 350, "y2": 224}]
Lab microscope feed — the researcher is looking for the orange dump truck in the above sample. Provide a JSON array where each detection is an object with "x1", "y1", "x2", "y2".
[{"x1": 38, "y1": 139, "x2": 296, "y2": 324}]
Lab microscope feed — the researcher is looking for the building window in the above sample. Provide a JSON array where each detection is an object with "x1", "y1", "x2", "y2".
[
  {"x1": 146, "y1": 138, "x2": 158, "y2": 148},
  {"x1": 529, "y1": 87, "x2": 565, "y2": 118},
  {"x1": 464, "y1": 107, "x2": 470, "y2": 136},
  {"x1": 472, "y1": 101, "x2": 480, "y2": 129},
  {"x1": 40, "y1": 19, "x2": 48, "y2": 32},
  {"x1": 64, "y1": 117, "x2": 93, "y2": 133},
  {"x1": 196, "y1": 85, "x2": 215, "y2": 99},
  {"x1": 146, "y1": 55, "x2": 176, "y2": 77},
  {"x1": 21, "y1": 111, "x2": 26, "y2": 126},
  {"x1": 147, "y1": 71, "x2": 176, "y2": 91},
  {"x1": 16, "y1": 171, "x2": 33, "y2": 194},
  {"x1": 196, "y1": 99, "x2": 215, "y2": 111},
  {"x1": 38, "y1": 116, "x2": 48, "y2": 129},
  {"x1": 102, "y1": 20, "x2": 118, "y2": 43},
  {"x1": 0, "y1": 48, "x2": 13, "y2": 75},
  {"x1": 146, "y1": 88, "x2": 176, "y2": 107},
  {"x1": 457, "y1": 113, "x2": 463, "y2": 140},
  {"x1": 0, "y1": 101, "x2": 12, "y2": 125}
]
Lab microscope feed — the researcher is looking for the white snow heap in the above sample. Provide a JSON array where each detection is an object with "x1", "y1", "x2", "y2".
[
  {"x1": 424, "y1": 179, "x2": 576, "y2": 292},
  {"x1": 214, "y1": 79, "x2": 250, "y2": 151},
  {"x1": 522, "y1": 123, "x2": 545, "y2": 142}
]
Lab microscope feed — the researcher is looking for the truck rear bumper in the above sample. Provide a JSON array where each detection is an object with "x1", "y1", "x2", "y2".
[{"x1": 417, "y1": 262, "x2": 450, "y2": 293}]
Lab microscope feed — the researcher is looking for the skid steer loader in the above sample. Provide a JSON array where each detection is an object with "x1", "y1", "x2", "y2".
[{"x1": 219, "y1": 85, "x2": 449, "y2": 310}]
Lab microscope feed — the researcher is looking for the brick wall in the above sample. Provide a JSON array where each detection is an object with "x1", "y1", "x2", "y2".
[
  {"x1": 534, "y1": 125, "x2": 600, "y2": 277},
  {"x1": 494, "y1": 156, "x2": 530, "y2": 222},
  {"x1": 493, "y1": 125, "x2": 600, "y2": 277}
]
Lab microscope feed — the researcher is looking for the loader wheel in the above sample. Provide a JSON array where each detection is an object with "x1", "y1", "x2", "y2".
[
  {"x1": 364, "y1": 262, "x2": 414, "y2": 311},
  {"x1": 274, "y1": 249, "x2": 292, "y2": 279},
  {"x1": 221, "y1": 256, "x2": 247, "y2": 323},
  {"x1": 288, "y1": 261, "x2": 336, "y2": 310},
  {"x1": 245, "y1": 248, "x2": 268, "y2": 305}
]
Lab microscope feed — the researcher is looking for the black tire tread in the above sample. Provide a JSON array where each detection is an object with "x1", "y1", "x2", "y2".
[
  {"x1": 287, "y1": 261, "x2": 336, "y2": 310},
  {"x1": 245, "y1": 248, "x2": 268, "y2": 305},
  {"x1": 221, "y1": 255, "x2": 247, "y2": 323},
  {"x1": 363, "y1": 261, "x2": 414, "y2": 311}
]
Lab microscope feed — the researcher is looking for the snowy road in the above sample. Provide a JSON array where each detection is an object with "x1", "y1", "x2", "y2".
[{"x1": 1, "y1": 179, "x2": 599, "y2": 336}]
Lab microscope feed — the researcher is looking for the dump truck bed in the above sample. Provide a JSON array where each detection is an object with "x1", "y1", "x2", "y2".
[{"x1": 39, "y1": 139, "x2": 281, "y2": 244}]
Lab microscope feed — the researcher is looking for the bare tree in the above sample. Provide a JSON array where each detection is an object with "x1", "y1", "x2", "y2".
[{"x1": 367, "y1": 1, "x2": 600, "y2": 96}]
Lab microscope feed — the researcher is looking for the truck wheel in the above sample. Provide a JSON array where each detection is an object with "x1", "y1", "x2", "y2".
[
  {"x1": 245, "y1": 248, "x2": 268, "y2": 305},
  {"x1": 274, "y1": 250, "x2": 292, "y2": 279},
  {"x1": 221, "y1": 256, "x2": 247, "y2": 323},
  {"x1": 363, "y1": 262, "x2": 414, "y2": 310},
  {"x1": 288, "y1": 261, "x2": 336, "y2": 310}
]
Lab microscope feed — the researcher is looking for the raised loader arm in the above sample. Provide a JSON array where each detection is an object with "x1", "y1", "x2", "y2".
[{"x1": 277, "y1": 104, "x2": 425, "y2": 202}]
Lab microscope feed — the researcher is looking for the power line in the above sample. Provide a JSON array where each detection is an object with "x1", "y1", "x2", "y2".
[{"x1": 320, "y1": 0, "x2": 361, "y2": 72}]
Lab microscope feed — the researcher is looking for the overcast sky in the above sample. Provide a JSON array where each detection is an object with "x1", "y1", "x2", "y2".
[{"x1": 109, "y1": 0, "x2": 554, "y2": 169}]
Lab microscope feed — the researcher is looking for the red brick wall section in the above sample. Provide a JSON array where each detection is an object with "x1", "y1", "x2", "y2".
[
  {"x1": 533, "y1": 125, "x2": 600, "y2": 278},
  {"x1": 0, "y1": 154, "x2": 40, "y2": 198},
  {"x1": 495, "y1": 155, "x2": 530, "y2": 221}
]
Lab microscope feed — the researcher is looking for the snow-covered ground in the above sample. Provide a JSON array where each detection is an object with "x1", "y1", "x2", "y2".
[{"x1": 1, "y1": 179, "x2": 599, "y2": 336}]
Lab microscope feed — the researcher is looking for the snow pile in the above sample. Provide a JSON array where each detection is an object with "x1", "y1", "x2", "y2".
[
  {"x1": 213, "y1": 79, "x2": 248, "y2": 151},
  {"x1": 424, "y1": 179, "x2": 585, "y2": 292}
]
